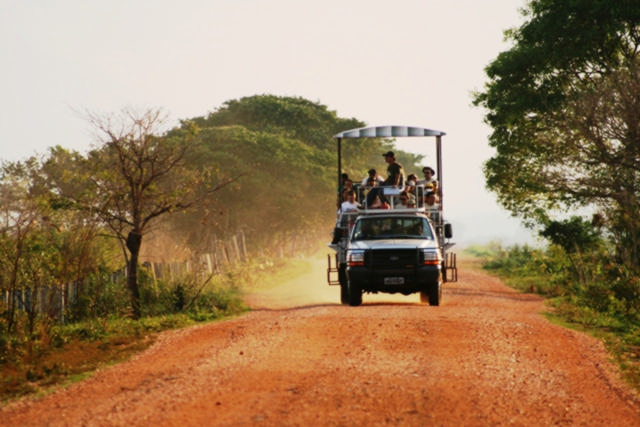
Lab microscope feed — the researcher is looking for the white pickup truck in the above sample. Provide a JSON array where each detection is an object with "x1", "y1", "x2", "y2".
[{"x1": 327, "y1": 125, "x2": 457, "y2": 306}]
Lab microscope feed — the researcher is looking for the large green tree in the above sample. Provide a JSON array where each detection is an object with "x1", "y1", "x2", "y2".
[
  {"x1": 189, "y1": 94, "x2": 406, "y2": 180},
  {"x1": 171, "y1": 96, "x2": 372, "y2": 251},
  {"x1": 191, "y1": 94, "x2": 364, "y2": 150},
  {"x1": 473, "y1": 0, "x2": 640, "y2": 263}
]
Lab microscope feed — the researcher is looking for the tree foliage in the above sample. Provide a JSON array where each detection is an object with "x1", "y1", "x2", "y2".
[
  {"x1": 173, "y1": 125, "x2": 333, "y2": 249},
  {"x1": 540, "y1": 216, "x2": 600, "y2": 255},
  {"x1": 473, "y1": 0, "x2": 640, "y2": 268},
  {"x1": 43, "y1": 108, "x2": 235, "y2": 319},
  {"x1": 190, "y1": 94, "x2": 364, "y2": 149},
  {"x1": 0, "y1": 157, "x2": 112, "y2": 334}
]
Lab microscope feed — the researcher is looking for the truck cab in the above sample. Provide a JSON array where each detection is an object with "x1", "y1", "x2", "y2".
[{"x1": 327, "y1": 125, "x2": 457, "y2": 306}]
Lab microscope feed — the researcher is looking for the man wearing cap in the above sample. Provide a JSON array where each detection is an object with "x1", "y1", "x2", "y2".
[{"x1": 382, "y1": 151, "x2": 404, "y2": 187}]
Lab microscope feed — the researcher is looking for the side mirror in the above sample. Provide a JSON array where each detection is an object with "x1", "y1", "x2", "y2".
[{"x1": 444, "y1": 223, "x2": 453, "y2": 239}]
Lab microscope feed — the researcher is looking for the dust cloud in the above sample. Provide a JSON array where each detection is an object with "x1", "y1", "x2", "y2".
[{"x1": 245, "y1": 247, "x2": 420, "y2": 310}]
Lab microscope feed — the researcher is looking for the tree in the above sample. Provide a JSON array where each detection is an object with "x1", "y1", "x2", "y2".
[
  {"x1": 0, "y1": 159, "x2": 44, "y2": 333},
  {"x1": 63, "y1": 108, "x2": 234, "y2": 319},
  {"x1": 170, "y1": 96, "x2": 373, "y2": 251},
  {"x1": 190, "y1": 94, "x2": 364, "y2": 150},
  {"x1": 473, "y1": 0, "x2": 640, "y2": 265}
]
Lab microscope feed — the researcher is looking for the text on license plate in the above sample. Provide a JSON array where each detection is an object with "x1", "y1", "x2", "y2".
[{"x1": 384, "y1": 277, "x2": 404, "y2": 285}]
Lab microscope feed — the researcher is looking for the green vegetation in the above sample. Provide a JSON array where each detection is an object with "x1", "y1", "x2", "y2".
[
  {"x1": 473, "y1": 0, "x2": 640, "y2": 295},
  {"x1": 471, "y1": 2, "x2": 640, "y2": 390}
]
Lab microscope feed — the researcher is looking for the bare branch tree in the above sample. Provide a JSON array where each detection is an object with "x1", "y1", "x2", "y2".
[{"x1": 81, "y1": 107, "x2": 236, "y2": 318}]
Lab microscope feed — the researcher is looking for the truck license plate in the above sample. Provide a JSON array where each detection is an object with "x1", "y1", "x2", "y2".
[{"x1": 384, "y1": 277, "x2": 404, "y2": 285}]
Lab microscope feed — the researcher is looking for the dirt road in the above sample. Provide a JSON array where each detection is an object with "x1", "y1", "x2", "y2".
[{"x1": 2, "y1": 253, "x2": 639, "y2": 426}]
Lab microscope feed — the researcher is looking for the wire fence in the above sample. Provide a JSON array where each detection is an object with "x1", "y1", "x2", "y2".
[{"x1": 1, "y1": 230, "x2": 323, "y2": 321}]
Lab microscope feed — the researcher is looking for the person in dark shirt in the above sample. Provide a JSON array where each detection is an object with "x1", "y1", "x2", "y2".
[
  {"x1": 382, "y1": 151, "x2": 404, "y2": 187},
  {"x1": 366, "y1": 151, "x2": 405, "y2": 207}
]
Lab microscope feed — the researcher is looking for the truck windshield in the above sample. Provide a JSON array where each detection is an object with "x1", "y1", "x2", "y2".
[{"x1": 352, "y1": 217, "x2": 434, "y2": 241}]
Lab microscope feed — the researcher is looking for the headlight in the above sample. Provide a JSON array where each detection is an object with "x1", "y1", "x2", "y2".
[
  {"x1": 347, "y1": 250, "x2": 365, "y2": 266},
  {"x1": 423, "y1": 249, "x2": 442, "y2": 266}
]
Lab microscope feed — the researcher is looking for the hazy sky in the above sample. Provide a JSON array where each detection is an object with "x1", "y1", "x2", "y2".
[{"x1": 0, "y1": 0, "x2": 536, "y2": 245}]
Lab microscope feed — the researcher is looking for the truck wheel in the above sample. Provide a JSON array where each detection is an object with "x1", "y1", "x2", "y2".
[
  {"x1": 339, "y1": 265, "x2": 348, "y2": 304},
  {"x1": 427, "y1": 282, "x2": 441, "y2": 306},
  {"x1": 347, "y1": 281, "x2": 362, "y2": 306},
  {"x1": 338, "y1": 264, "x2": 347, "y2": 286},
  {"x1": 340, "y1": 283, "x2": 349, "y2": 304}
]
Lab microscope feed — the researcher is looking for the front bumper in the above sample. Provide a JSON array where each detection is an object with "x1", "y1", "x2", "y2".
[{"x1": 347, "y1": 264, "x2": 441, "y2": 294}]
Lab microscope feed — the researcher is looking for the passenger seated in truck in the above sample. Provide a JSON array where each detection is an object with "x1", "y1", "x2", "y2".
[
  {"x1": 406, "y1": 173, "x2": 417, "y2": 189},
  {"x1": 365, "y1": 185, "x2": 390, "y2": 208},
  {"x1": 430, "y1": 180, "x2": 441, "y2": 201},
  {"x1": 405, "y1": 174, "x2": 418, "y2": 196},
  {"x1": 397, "y1": 190, "x2": 416, "y2": 209},
  {"x1": 336, "y1": 174, "x2": 354, "y2": 205},
  {"x1": 365, "y1": 151, "x2": 404, "y2": 207},
  {"x1": 419, "y1": 166, "x2": 437, "y2": 188},
  {"x1": 356, "y1": 179, "x2": 368, "y2": 203},
  {"x1": 340, "y1": 173, "x2": 350, "y2": 190},
  {"x1": 341, "y1": 178, "x2": 354, "y2": 199},
  {"x1": 410, "y1": 221, "x2": 424, "y2": 237},
  {"x1": 339, "y1": 190, "x2": 361, "y2": 213},
  {"x1": 369, "y1": 194, "x2": 390, "y2": 209},
  {"x1": 361, "y1": 168, "x2": 385, "y2": 187},
  {"x1": 424, "y1": 191, "x2": 440, "y2": 220},
  {"x1": 359, "y1": 224, "x2": 375, "y2": 239}
]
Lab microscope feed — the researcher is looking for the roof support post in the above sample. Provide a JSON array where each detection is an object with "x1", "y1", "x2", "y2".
[
  {"x1": 337, "y1": 137, "x2": 342, "y2": 193},
  {"x1": 436, "y1": 135, "x2": 443, "y2": 211}
]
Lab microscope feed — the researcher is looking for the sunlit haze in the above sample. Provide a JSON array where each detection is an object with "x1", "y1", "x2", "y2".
[{"x1": 0, "y1": 0, "x2": 534, "y2": 246}]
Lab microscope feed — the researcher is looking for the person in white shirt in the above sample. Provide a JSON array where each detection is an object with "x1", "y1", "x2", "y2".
[
  {"x1": 340, "y1": 190, "x2": 361, "y2": 213},
  {"x1": 424, "y1": 191, "x2": 440, "y2": 221},
  {"x1": 397, "y1": 190, "x2": 416, "y2": 209}
]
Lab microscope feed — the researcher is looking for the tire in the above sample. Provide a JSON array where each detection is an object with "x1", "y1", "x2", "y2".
[
  {"x1": 340, "y1": 283, "x2": 349, "y2": 304},
  {"x1": 427, "y1": 281, "x2": 441, "y2": 306},
  {"x1": 347, "y1": 281, "x2": 362, "y2": 306},
  {"x1": 339, "y1": 265, "x2": 349, "y2": 304}
]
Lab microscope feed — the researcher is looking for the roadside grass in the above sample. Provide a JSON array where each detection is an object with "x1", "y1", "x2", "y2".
[
  {"x1": 0, "y1": 255, "x2": 302, "y2": 404},
  {"x1": 465, "y1": 244, "x2": 640, "y2": 394},
  {"x1": 0, "y1": 318, "x2": 163, "y2": 402}
]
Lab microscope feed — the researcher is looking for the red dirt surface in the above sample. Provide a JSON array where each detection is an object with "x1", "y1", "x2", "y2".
[{"x1": 1, "y1": 254, "x2": 639, "y2": 426}]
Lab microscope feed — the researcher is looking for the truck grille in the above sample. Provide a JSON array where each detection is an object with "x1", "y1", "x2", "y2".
[{"x1": 367, "y1": 249, "x2": 420, "y2": 268}]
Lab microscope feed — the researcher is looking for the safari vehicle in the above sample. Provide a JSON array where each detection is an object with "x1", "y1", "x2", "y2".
[{"x1": 327, "y1": 125, "x2": 457, "y2": 306}]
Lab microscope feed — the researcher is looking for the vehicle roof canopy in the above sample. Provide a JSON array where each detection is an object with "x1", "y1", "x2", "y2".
[
  {"x1": 332, "y1": 124, "x2": 447, "y2": 210},
  {"x1": 333, "y1": 125, "x2": 446, "y2": 139}
]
